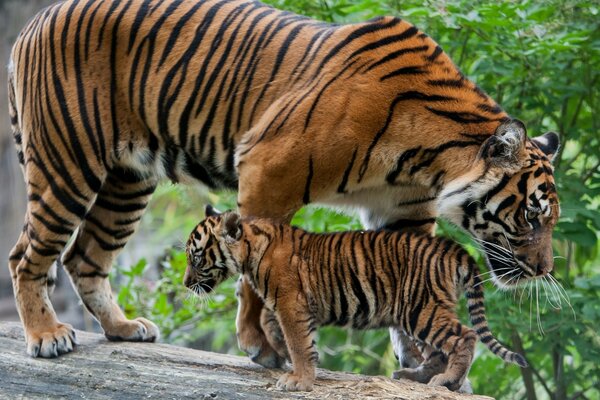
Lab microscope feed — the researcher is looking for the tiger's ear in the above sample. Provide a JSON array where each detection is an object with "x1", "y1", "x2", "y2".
[
  {"x1": 222, "y1": 211, "x2": 242, "y2": 242},
  {"x1": 205, "y1": 204, "x2": 222, "y2": 218},
  {"x1": 480, "y1": 119, "x2": 527, "y2": 166},
  {"x1": 532, "y1": 131, "x2": 560, "y2": 162}
]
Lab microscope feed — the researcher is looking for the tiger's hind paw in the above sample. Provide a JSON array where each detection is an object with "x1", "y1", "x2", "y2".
[
  {"x1": 104, "y1": 317, "x2": 159, "y2": 342},
  {"x1": 26, "y1": 323, "x2": 77, "y2": 358}
]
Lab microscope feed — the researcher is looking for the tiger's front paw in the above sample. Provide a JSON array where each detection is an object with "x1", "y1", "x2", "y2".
[
  {"x1": 104, "y1": 317, "x2": 159, "y2": 342},
  {"x1": 276, "y1": 372, "x2": 314, "y2": 392},
  {"x1": 26, "y1": 323, "x2": 78, "y2": 358}
]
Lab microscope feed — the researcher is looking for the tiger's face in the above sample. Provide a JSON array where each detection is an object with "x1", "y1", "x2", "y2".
[
  {"x1": 439, "y1": 120, "x2": 560, "y2": 288},
  {"x1": 184, "y1": 206, "x2": 245, "y2": 295}
]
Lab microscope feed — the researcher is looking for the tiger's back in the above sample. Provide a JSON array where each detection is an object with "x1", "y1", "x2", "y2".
[{"x1": 10, "y1": 0, "x2": 504, "y2": 189}]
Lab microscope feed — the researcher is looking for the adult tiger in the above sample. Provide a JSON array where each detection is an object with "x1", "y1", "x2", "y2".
[{"x1": 8, "y1": 0, "x2": 559, "y2": 368}]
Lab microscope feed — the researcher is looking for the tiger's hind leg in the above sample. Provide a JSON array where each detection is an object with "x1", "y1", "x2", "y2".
[
  {"x1": 9, "y1": 155, "x2": 104, "y2": 357},
  {"x1": 235, "y1": 276, "x2": 286, "y2": 368},
  {"x1": 61, "y1": 168, "x2": 159, "y2": 342},
  {"x1": 261, "y1": 307, "x2": 289, "y2": 361},
  {"x1": 424, "y1": 314, "x2": 477, "y2": 391}
]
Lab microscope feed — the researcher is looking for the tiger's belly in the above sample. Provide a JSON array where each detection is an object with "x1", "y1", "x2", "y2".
[
  {"x1": 321, "y1": 184, "x2": 439, "y2": 229},
  {"x1": 114, "y1": 140, "x2": 238, "y2": 189}
]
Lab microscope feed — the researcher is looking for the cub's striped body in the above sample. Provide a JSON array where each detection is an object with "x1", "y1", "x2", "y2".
[
  {"x1": 185, "y1": 208, "x2": 527, "y2": 392},
  {"x1": 8, "y1": 0, "x2": 558, "y2": 363}
]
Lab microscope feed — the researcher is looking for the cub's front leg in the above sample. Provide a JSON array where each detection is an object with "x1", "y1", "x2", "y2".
[{"x1": 274, "y1": 293, "x2": 318, "y2": 392}]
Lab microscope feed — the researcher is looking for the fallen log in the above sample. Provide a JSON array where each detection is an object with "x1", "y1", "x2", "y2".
[{"x1": 0, "y1": 321, "x2": 492, "y2": 399}]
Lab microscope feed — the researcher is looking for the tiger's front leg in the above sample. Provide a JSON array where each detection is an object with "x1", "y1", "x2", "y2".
[
  {"x1": 235, "y1": 159, "x2": 304, "y2": 368},
  {"x1": 61, "y1": 169, "x2": 159, "y2": 343},
  {"x1": 274, "y1": 293, "x2": 318, "y2": 392}
]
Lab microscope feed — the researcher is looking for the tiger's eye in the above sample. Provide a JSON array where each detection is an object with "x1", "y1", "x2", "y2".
[
  {"x1": 526, "y1": 210, "x2": 539, "y2": 221},
  {"x1": 193, "y1": 255, "x2": 201, "y2": 265}
]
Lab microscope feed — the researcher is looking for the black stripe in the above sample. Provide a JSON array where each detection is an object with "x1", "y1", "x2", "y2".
[
  {"x1": 364, "y1": 45, "x2": 429, "y2": 73},
  {"x1": 337, "y1": 147, "x2": 358, "y2": 193},
  {"x1": 426, "y1": 107, "x2": 492, "y2": 124},
  {"x1": 409, "y1": 140, "x2": 480, "y2": 175},
  {"x1": 380, "y1": 66, "x2": 425, "y2": 81},
  {"x1": 426, "y1": 45, "x2": 443, "y2": 62},
  {"x1": 386, "y1": 147, "x2": 421, "y2": 184},
  {"x1": 312, "y1": 17, "x2": 401, "y2": 79},
  {"x1": 303, "y1": 156, "x2": 314, "y2": 204},
  {"x1": 345, "y1": 26, "x2": 419, "y2": 63},
  {"x1": 427, "y1": 78, "x2": 464, "y2": 87},
  {"x1": 127, "y1": 0, "x2": 153, "y2": 54}
]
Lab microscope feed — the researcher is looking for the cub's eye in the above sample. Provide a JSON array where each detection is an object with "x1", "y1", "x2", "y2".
[
  {"x1": 526, "y1": 209, "x2": 540, "y2": 221},
  {"x1": 193, "y1": 255, "x2": 201, "y2": 266}
]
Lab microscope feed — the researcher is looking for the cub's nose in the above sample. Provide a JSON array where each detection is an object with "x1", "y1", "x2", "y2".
[
  {"x1": 183, "y1": 270, "x2": 194, "y2": 288},
  {"x1": 536, "y1": 264, "x2": 551, "y2": 276}
]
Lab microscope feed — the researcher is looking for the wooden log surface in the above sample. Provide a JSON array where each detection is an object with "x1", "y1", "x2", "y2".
[{"x1": 0, "y1": 321, "x2": 492, "y2": 399}]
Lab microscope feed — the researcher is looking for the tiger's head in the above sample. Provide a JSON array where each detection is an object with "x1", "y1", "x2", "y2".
[
  {"x1": 439, "y1": 119, "x2": 560, "y2": 288},
  {"x1": 184, "y1": 205, "x2": 245, "y2": 295}
]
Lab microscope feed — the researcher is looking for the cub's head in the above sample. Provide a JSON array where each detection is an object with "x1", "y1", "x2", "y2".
[
  {"x1": 184, "y1": 205, "x2": 244, "y2": 295},
  {"x1": 440, "y1": 119, "x2": 560, "y2": 288}
]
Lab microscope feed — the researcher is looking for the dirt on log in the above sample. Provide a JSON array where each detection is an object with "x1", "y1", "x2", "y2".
[{"x1": 0, "y1": 321, "x2": 492, "y2": 399}]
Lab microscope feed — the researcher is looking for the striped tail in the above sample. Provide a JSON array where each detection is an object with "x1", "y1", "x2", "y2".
[{"x1": 465, "y1": 262, "x2": 528, "y2": 368}]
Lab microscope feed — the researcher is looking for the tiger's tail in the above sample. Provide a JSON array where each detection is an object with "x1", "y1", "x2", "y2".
[
  {"x1": 464, "y1": 260, "x2": 528, "y2": 368},
  {"x1": 7, "y1": 55, "x2": 24, "y2": 169}
]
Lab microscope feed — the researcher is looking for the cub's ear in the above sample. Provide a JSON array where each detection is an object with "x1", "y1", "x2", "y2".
[
  {"x1": 532, "y1": 131, "x2": 560, "y2": 162},
  {"x1": 205, "y1": 204, "x2": 222, "y2": 218},
  {"x1": 480, "y1": 119, "x2": 527, "y2": 166},
  {"x1": 223, "y1": 212, "x2": 242, "y2": 242}
]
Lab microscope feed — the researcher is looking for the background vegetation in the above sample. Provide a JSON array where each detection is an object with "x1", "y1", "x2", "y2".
[{"x1": 113, "y1": 1, "x2": 599, "y2": 399}]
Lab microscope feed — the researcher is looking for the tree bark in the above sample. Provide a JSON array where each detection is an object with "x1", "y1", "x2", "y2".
[{"x1": 0, "y1": 321, "x2": 493, "y2": 400}]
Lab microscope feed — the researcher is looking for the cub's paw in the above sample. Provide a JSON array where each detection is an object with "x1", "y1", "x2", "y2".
[
  {"x1": 276, "y1": 372, "x2": 314, "y2": 392},
  {"x1": 392, "y1": 368, "x2": 422, "y2": 382},
  {"x1": 458, "y1": 378, "x2": 473, "y2": 394},
  {"x1": 392, "y1": 367, "x2": 434, "y2": 384},
  {"x1": 249, "y1": 347, "x2": 286, "y2": 369},
  {"x1": 105, "y1": 317, "x2": 159, "y2": 342},
  {"x1": 428, "y1": 373, "x2": 462, "y2": 392},
  {"x1": 26, "y1": 323, "x2": 78, "y2": 358}
]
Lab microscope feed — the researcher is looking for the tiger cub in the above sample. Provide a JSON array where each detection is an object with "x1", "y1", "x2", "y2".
[{"x1": 184, "y1": 206, "x2": 527, "y2": 391}]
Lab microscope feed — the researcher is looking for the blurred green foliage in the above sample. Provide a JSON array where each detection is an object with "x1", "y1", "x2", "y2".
[{"x1": 113, "y1": 1, "x2": 599, "y2": 398}]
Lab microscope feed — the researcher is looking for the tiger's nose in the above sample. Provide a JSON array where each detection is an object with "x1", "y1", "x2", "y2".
[{"x1": 536, "y1": 264, "x2": 550, "y2": 276}]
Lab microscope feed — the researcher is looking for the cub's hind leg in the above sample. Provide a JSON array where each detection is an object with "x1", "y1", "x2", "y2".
[
  {"x1": 235, "y1": 275, "x2": 285, "y2": 368},
  {"x1": 424, "y1": 312, "x2": 477, "y2": 391},
  {"x1": 61, "y1": 168, "x2": 159, "y2": 342},
  {"x1": 9, "y1": 153, "x2": 104, "y2": 357}
]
